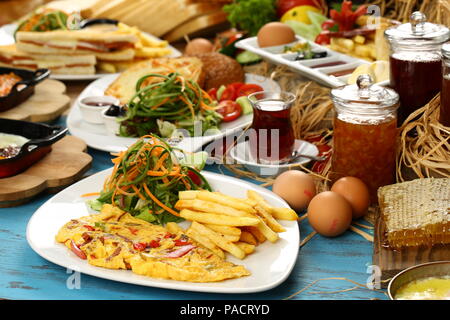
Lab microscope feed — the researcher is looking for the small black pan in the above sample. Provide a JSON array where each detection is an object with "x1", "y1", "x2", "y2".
[
  {"x1": 0, "y1": 119, "x2": 67, "y2": 178},
  {"x1": 0, "y1": 67, "x2": 50, "y2": 112}
]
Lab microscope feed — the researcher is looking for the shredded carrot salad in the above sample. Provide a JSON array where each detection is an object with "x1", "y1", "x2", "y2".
[
  {"x1": 93, "y1": 135, "x2": 210, "y2": 225},
  {"x1": 118, "y1": 72, "x2": 222, "y2": 138}
]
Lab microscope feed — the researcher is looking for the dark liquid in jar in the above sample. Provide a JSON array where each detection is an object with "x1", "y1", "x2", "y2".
[
  {"x1": 440, "y1": 75, "x2": 450, "y2": 127},
  {"x1": 331, "y1": 116, "x2": 397, "y2": 204},
  {"x1": 250, "y1": 99, "x2": 295, "y2": 162},
  {"x1": 390, "y1": 54, "x2": 442, "y2": 124}
]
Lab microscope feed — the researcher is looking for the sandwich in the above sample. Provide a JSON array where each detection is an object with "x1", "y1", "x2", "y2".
[
  {"x1": 105, "y1": 57, "x2": 205, "y2": 104},
  {"x1": 15, "y1": 29, "x2": 138, "y2": 61},
  {"x1": 0, "y1": 44, "x2": 96, "y2": 75}
]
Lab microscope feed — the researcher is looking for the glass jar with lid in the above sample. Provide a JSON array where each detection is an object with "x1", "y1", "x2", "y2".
[
  {"x1": 385, "y1": 11, "x2": 449, "y2": 124},
  {"x1": 441, "y1": 43, "x2": 450, "y2": 127},
  {"x1": 331, "y1": 74, "x2": 399, "y2": 204}
]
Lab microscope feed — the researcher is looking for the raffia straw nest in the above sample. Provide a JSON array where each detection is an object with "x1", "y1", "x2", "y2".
[
  {"x1": 397, "y1": 94, "x2": 450, "y2": 181},
  {"x1": 366, "y1": 0, "x2": 449, "y2": 25}
]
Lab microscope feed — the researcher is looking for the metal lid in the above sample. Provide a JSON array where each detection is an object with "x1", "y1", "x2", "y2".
[
  {"x1": 443, "y1": 42, "x2": 450, "y2": 59},
  {"x1": 331, "y1": 74, "x2": 399, "y2": 109},
  {"x1": 385, "y1": 11, "x2": 450, "y2": 45}
]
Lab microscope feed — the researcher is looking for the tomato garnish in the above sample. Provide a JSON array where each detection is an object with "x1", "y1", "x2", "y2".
[
  {"x1": 187, "y1": 170, "x2": 202, "y2": 186},
  {"x1": 315, "y1": 32, "x2": 331, "y2": 45},
  {"x1": 321, "y1": 19, "x2": 337, "y2": 31},
  {"x1": 229, "y1": 82, "x2": 245, "y2": 93},
  {"x1": 83, "y1": 225, "x2": 95, "y2": 231},
  {"x1": 133, "y1": 242, "x2": 147, "y2": 251},
  {"x1": 149, "y1": 240, "x2": 161, "y2": 248},
  {"x1": 329, "y1": 1, "x2": 367, "y2": 32},
  {"x1": 164, "y1": 232, "x2": 175, "y2": 239},
  {"x1": 219, "y1": 85, "x2": 236, "y2": 101},
  {"x1": 128, "y1": 227, "x2": 138, "y2": 235},
  {"x1": 70, "y1": 240, "x2": 87, "y2": 260},
  {"x1": 236, "y1": 84, "x2": 264, "y2": 98},
  {"x1": 216, "y1": 100, "x2": 242, "y2": 122},
  {"x1": 174, "y1": 239, "x2": 191, "y2": 246},
  {"x1": 207, "y1": 88, "x2": 218, "y2": 100}
]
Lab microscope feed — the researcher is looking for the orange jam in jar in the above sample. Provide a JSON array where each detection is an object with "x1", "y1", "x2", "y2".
[
  {"x1": 331, "y1": 74, "x2": 399, "y2": 204},
  {"x1": 332, "y1": 116, "x2": 397, "y2": 203}
]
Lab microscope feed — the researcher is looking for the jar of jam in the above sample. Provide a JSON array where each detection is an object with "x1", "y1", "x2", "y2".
[
  {"x1": 441, "y1": 43, "x2": 450, "y2": 127},
  {"x1": 385, "y1": 11, "x2": 449, "y2": 124},
  {"x1": 331, "y1": 74, "x2": 399, "y2": 204}
]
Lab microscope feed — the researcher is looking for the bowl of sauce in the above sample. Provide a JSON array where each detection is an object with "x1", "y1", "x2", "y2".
[
  {"x1": 388, "y1": 261, "x2": 450, "y2": 300},
  {"x1": 79, "y1": 95, "x2": 120, "y2": 124}
]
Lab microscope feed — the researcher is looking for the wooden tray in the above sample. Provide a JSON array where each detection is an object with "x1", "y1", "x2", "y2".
[
  {"x1": 0, "y1": 136, "x2": 92, "y2": 207},
  {"x1": 372, "y1": 214, "x2": 450, "y2": 287},
  {"x1": 0, "y1": 79, "x2": 70, "y2": 122}
]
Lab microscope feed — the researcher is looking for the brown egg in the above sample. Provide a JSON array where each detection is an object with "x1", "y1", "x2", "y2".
[
  {"x1": 273, "y1": 171, "x2": 316, "y2": 211},
  {"x1": 185, "y1": 38, "x2": 214, "y2": 55},
  {"x1": 331, "y1": 177, "x2": 370, "y2": 219},
  {"x1": 307, "y1": 191, "x2": 352, "y2": 237},
  {"x1": 257, "y1": 22, "x2": 296, "y2": 48}
]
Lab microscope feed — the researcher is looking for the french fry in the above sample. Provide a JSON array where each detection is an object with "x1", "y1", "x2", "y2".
[
  {"x1": 254, "y1": 205, "x2": 286, "y2": 233},
  {"x1": 247, "y1": 190, "x2": 273, "y2": 214},
  {"x1": 220, "y1": 234, "x2": 241, "y2": 243},
  {"x1": 191, "y1": 222, "x2": 246, "y2": 259},
  {"x1": 186, "y1": 228, "x2": 224, "y2": 259},
  {"x1": 176, "y1": 199, "x2": 253, "y2": 217},
  {"x1": 135, "y1": 47, "x2": 172, "y2": 58},
  {"x1": 178, "y1": 190, "x2": 200, "y2": 200},
  {"x1": 271, "y1": 207, "x2": 298, "y2": 221},
  {"x1": 239, "y1": 231, "x2": 257, "y2": 245},
  {"x1": 242, "y1": 226, "x2": 266, "y2": 243},
  {"x1": 255, "y1": 217, "x2": 279, "y2": 243},
  {"x1": 198, "y1": 191, "x2": 256, "y2": 214},
  {"x1": 180, "y1": 209, "x2": 260, "y2": 227},
  {"x1": 205, "y1": 224, "x2": 241, "y2": 237},
  {"x1": 166, "y1": 222, "x2": 184, "y2": 234},
  {"x1": 236, "y1": 242, "x2": 255, "y2": 255}
]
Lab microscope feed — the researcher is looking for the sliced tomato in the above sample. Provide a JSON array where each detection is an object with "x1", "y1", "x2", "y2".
[
  {"x1": 315, "y1": 32, "x2": 331, "y2": 45},
  {"x1": 207, "y1": 88, "x2": 218, "y2": 100},
  {"x1": 149, "y1": 240, "x2": 161, "y2": 248},
  {"x1": 83, "y1": 225, "x2": 95, "y2": 231},
  {"x1": 229, "y1": 82, "x2": 245, "y2": 93},
  {"x1": 217, "y1": 100, "x2": 242, "y2": 122},
  {"x1": 187, "y1": 170, "x2": 202, "y2": 185},
  {"x1": 236, "y1": 84, "x2": 264, "y2": 98},
  {"x1": 219, "y1": 85, "x2": 236, "y2": 101}
]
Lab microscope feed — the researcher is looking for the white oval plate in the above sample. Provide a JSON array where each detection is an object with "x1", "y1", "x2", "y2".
[
  {"x1": 67, "y1": 73, "x2": 281, "y2": 153},
  {"x1": 230, "y1": 139, "x2": 319, "y2": 177},
  {"x1": 26, "y1": 169, "x2": 300, "y2": 294},
  {"x1": 0, "y1": 23, "x2": 181, "y2": 81}
]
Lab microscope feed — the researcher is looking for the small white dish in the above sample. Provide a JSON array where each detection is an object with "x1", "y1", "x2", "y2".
[
  {"x1": 230, "y1": 139, "x2": 319, "y2": 177},
  {"x1": 260, "y1": 40, "x2": 298, "y2": 54},
  {"x1": 79, "y1": 95, "x2": 119, "y2": 124},
  {"x1": 101, "y1": 108, "x2": 123, "y2": 136}
]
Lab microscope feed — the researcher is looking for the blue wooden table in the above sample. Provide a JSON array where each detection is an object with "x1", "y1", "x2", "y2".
[{"x1": 0, "y1": 116, "x2": 387, "y2": 300}]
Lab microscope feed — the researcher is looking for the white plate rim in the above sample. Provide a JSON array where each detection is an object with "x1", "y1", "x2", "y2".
[
  {"x1": 66, "y1": 73, "x2": 281, "y2": 153},
  {"x1": 26, "y1": 169, "x2": 300, "y2": 294}
]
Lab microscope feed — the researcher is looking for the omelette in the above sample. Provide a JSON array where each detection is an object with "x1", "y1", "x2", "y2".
[{"x1": 56, "y1": 204, "x2": 250, "y2": 282}]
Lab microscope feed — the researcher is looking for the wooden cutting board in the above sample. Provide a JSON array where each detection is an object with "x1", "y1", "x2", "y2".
[
  {"x1": 0, "y1": 79, "x2": 70, "y2": 122},
  {"x1": 372, "y1": 214, "x2": 450, "y2": 287},
  {"x1": 0, "y1": 135, "x2": 92, "y2": 207}
]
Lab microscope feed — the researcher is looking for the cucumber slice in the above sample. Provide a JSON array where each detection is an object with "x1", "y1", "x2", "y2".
[
  {"x1": 307, "y1": 11, "x2": 327, "y2": 34},
  {"x1": 236, "y1": 50, "x2": 261, "y2": 65},
  {"x1": 216, "y1": 85, "x2": 226, "y2": 100},
  {"x1": 236, "y1": 96, "x2": 253, "y2": 115}
]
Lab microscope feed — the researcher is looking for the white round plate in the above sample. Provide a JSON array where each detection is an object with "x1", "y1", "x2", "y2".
[
  {"x1": 230, "y1": 139, "x2": 319, "y2": 177},
  {"x1": 67, "y1": 73, "x2": 281, "y2": 153},
  {"x1": 26, "y1": 169, "x2": 300, "y2": 294},
  {"x1": 0, "y1": 23, "x2": 181, "y2": 81}
]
